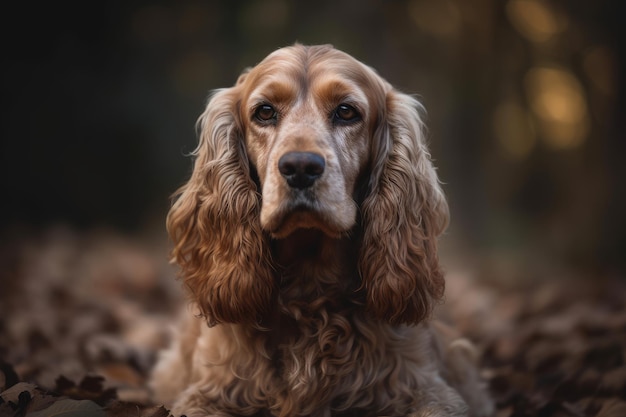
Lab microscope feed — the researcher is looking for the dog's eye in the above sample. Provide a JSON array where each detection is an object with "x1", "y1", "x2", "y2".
[
  {"x1": 254, "y1": 104, "x2": 277, "y2": 123},
  {"x1": 334, "y1": 104, "x2": 360, "y2": 123}
]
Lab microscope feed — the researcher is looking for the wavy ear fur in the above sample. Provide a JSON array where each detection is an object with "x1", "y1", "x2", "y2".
[
  {"x1": 360, "y1": 90, "x2": 449, "y2": 325},
  {"x1": 166, "y1": 87, "x2": 274, "y2": 326}
]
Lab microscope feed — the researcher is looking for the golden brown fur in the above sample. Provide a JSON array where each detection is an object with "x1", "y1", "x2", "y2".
[{"x1": 151, "y1": 44, "x2": 493, "y2": 417}]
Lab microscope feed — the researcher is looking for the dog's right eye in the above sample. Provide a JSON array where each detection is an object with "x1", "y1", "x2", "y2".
[{"x1": 254, "y1": 104, "x2": 277, "y2": 123}]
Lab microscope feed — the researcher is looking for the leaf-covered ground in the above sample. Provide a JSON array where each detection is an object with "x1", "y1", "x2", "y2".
[{"x1": 1, "y1": 227, "x2": 625, "y2": 416}]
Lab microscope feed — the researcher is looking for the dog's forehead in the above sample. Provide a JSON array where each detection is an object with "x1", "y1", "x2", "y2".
[{"x1": 243, "y1": 46, "x2": 383, "y2": 105}]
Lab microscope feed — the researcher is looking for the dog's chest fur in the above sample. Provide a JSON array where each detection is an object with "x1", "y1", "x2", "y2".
[
  {"x1": 248, "y1": 244, "x2": 420, "y2": 416},
  {"x1": 257, "y1": 307, "x2": 415, "y2": 416}
]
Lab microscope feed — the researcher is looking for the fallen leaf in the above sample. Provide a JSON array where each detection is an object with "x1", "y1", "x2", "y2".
[{"x1": 25, "y1": 399, "x2": 105, "y2": 417}]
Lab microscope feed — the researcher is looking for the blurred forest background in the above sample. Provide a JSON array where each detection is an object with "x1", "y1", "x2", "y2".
[{"x1": 1, "y1": 0, "x2": 624, "y2": 276}]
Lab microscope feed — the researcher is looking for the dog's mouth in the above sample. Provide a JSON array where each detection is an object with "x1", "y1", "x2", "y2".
[
  {"x1": 265, "y1": 202, "x2": 344, "y2": 239},
  {"x1": 260, "y1": 178, "x2": 358, "y2": 239}
]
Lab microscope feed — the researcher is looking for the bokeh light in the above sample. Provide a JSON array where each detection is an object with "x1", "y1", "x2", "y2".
[
  {"x1": 505, "y1": 0, "x2": 567, "y2": 43},
  {"x1": 525, "y1": 66, "x2": 589, "y2": 150}
]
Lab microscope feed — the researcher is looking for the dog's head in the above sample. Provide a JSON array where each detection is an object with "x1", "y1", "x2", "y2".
[{"x1": 168, "y1": 44, "x2": 448, "y2": 326}]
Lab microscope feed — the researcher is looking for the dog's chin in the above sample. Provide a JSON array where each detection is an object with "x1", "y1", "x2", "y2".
[{"x1": 263, "y1": 204, "x2": 354, "y2": 240}]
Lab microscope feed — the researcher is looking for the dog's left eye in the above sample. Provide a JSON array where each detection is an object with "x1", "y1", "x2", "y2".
[{"x1": 333, "y1": 104, "x2": 361, "y2": 123}]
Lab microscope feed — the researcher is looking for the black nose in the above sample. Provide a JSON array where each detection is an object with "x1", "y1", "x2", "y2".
[{"x1": 278, "y1": 152, "x2": 325, "y2": 189}]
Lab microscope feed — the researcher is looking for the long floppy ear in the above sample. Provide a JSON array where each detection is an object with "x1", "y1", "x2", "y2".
[
  {"x1": 166, "y1": 86, "x2": 274, "y2": 327},
  {"x1": 360, "y1": 90, "x2": 449, "y2": 326}
]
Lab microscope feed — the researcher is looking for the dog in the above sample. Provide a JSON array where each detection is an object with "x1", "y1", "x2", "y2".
[{"x1": 151, "y1": 44, "x2": 493, "y2": 417}]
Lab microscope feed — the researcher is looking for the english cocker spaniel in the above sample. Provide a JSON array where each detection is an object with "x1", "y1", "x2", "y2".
[{"x1": 151, "y1": 44, "x2": 493, "y2": 417}]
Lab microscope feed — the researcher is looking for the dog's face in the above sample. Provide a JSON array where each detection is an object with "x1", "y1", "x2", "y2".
[{"x1": 237, "y1": 47, "x2": 387, "y2": 239}]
